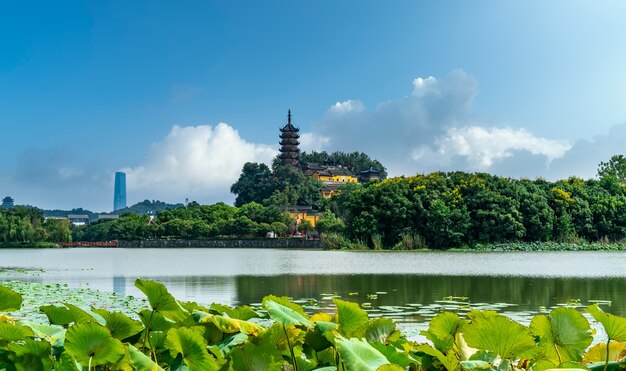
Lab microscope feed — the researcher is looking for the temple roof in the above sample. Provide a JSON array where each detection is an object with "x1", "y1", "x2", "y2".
[
  {"x1": 360, "y1": 167, "x2": 381, "y2": 174},
  {"x1": 280, "y1": 109, "x2": 299, "y2": 132}
]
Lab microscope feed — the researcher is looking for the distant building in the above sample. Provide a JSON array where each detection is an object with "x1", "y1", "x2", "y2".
[
  {"x1": 280, "y1": 205, "x2": 320, "y2": 228},
  {"x1": 359, "y1": 167, "x2": 381, "y2": 182},
  {"x1": 67, "y1": 214, "x2": 90, "y2": 227},
  {"x1": 113, "y1": 172, "x2": 127, "y2": 211},
  {"x1": 278, "y1": 110, "x2": 300, "y2": 168}
]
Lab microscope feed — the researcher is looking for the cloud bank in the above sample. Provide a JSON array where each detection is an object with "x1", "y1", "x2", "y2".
[
  {"x1": 123, "y1": 123, "x2": 276, "y2": 204},
  {"x1": 302, "y1": 69, "x2": 576, "y2": 177}
]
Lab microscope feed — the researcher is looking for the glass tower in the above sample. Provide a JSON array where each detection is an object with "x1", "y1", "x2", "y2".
[{"x1": 113, "y1": 172, "x2": 127, "y2": 211}]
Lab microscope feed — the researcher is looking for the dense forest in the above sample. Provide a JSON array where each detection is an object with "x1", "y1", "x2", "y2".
[
  {"x1": 74, "y1": 202, "x2": 293, "y2": 241},
  {"x1": 330, "y1": 172, "x2": 626, "y2": 248},
  {"x1": 0, "y1": 206, "x2": 71, "y2": 244}
]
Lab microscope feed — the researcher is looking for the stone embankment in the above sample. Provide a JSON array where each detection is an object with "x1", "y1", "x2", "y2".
[{"x1": 117, "y1": 239, "x2": 321, "y2": 249}]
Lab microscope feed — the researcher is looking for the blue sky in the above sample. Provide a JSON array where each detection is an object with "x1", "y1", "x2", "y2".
[{"x1": 2, "y1": 1, "x2": 626, "y2": 211}]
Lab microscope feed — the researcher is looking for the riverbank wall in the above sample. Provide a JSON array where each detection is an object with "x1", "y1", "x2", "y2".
[{"x1": 117, "y1": 239, "x2": 322, "y2": 249}]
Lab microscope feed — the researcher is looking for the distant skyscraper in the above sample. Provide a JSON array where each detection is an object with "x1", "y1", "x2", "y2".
[{"x1": 113, "y1": 172, "x2": 127, "y2": 211}]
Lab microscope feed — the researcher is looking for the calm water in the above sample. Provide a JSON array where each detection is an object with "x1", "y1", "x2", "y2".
[{"x1": 1, "y1": 248, "x2": 625, "y2": 330}]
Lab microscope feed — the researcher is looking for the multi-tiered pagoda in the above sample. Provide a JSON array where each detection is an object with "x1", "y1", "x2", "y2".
[{"x1": 279, "y1": 110, "x2": 300, "y2": 168}]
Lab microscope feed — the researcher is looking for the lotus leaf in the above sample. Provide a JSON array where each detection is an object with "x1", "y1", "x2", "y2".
[
  {"x1": 217, "y1": 332, "x2": 248, "y2": 355},
  {"x1": 135, "y1": 279, "x2": 189, "y2": 322},
  {"x1": 64, "y1": 322, "x2": 126, "y2": 367},
  {"x1": 227, "y1": 341, "x2": 284, "y2": 370},
  {"x1": 464, "y1": 310, "x2": 537, "y2": 360},
  {"x1": 93, "y1": 308, "x2": 144, "y2": 340},
  {"x1": 530, "y1": 307, "x2": 593, "y2": 363},
  {"x1": 129, "y1": 344, "x2": 164, "y2": 371},
  {"x1": 353, "y1": 318, "x2": 398, "y2": 344},
  {"x1": 336, "y1": 336, "x2": 390, "y2": 371},
  {"x1": 0, "y1": 285, "x2": 22, "y2": 312},
  {"x1": 262, "y1": 295, "x2": 307, "y2": 316},
  {"x1": 376, "y1": 365, "x2": 405, "y2": 371},
  {"x1": 582, "y1": 341, "x2": 626, "y2": 363},
  {"x1": 165, "y1": 327, "x2": 217, "y2": 371},
  {"x1": 210, "y1": 303, "x2": 258, "y2": 321},
  {"x1": 0, "y1": 322, "x2": 34, "y2": 342},
  {"x1": 333, "y1": 298, "x2": 369, "y2": 337},
  {"x1": 264, "y1": 299, "x2": 312, "y2": 328},
  {"x1": 8, "y1": 338, "x2": 52, "y2": 370},
  {"x1": 19, "y1": 320, "x2": 65, "y2": 347},
  {"x1": 414, "y1": 343, "x2": 460, "y2": 371},
  {"x1": 371, "y1": 342, "x2": 412, "y2": 367},
  {"x1": 587, "y1": 304, "x2": 626, "y2": 342},
  {"x1": 211, "y1": 315, "x2": 263, "y2": 335}
]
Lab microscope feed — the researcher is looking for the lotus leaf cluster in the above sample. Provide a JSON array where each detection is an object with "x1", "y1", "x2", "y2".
[{"x1": 1, "y1": 281, "x2": 625, "y2": 370}]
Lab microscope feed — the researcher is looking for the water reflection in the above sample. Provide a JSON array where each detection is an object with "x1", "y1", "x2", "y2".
[{"x1": 145, "y1": 274, "x2": 626, "y2": 319}]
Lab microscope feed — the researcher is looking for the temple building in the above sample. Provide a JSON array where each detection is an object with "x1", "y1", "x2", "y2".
[
  {"x1": 359, "y1": 167, "x2": 381, "y2": 182},
  {"x1": 279, "y1": 110, "x2": 300, "y2": 168}
]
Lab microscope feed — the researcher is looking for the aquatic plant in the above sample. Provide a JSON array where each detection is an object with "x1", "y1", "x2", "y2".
[{"x1": 0, "y1": 281, "x2": 625, "y2": 370}]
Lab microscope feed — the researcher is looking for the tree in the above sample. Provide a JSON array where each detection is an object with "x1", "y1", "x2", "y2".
[
  {"x1": 598, "y1": 155, "x2": 626, "y2": 183},
  {"x1": 230, "y1": 163, "x2": 274, "y2": 206},
  {"x1": 315, "y1": 211, "x2": 345, "y2": 234},
  {"x1": 1, "y1": 196, "x2": 14, "y2": 208}
]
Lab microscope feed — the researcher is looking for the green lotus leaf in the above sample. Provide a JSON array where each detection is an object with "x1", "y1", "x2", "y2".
[
  {"x1": 40, "y1": 303, "x2": 97, "y2": 327},
  {"x1": 139, "y1": 309, "x2": 177, "y2": 332},
  {"x1": 333, "y1": 298, "x2": 369, "y2": 337},
  {"x1": 0, "y1": 322, "x2": 34, "y2": 342},
  {"x1": 464, "y1": 310, "x2": 536, "y2": 360},
  {"x1": 428, "y1": 312, "x2": 467, "y2": 340},
  {"x1": 371, "y1": 343, "x2": 412, "y2": 367},
  {"x1": 582, "y1": 341, "x2": 626, "y2": 363},
  {"x1": 264, "y1": 299, "x2": 312, "y2": 328},
  {"x1": 129, "y1": 344, "x2": 164, "y2": 371},
  {"x1": 210, "y1": 303, "x2": 259, "y2": 321},
  {"x1": 8, "y1": 338, "x2": 52, "y2": 371},
  {"x1": 19, "y1": 320, "x2": 66, "y2": 347},
  {"x1": 376, "y1": 365, "x2": 405, "y2": 371},
  {"x1": 217, "y1": 332, "x2": 248, "y2": 355},
  {"x1": 0, "y1": 285, "x2": 23, "y2": 312},
  {"x1": 353, "y1": 318, "x2": 397, "y2": 344},
  {"x1": 227, "y1": 340, "x2": 284, "y2": 370},
  {"x1": 135, "y1": 279, "x2": 189, "y2": 322},
  {"x1": 165, "y1": 327, "x2": 217, "y2": 371},
  {"x1": 64, "y1": 322, "x2": 126, "y2": 367},
  {"x1": 262, "y1": 295, "x2": 307, "y2": 316},
  {"x1": 459, "y1": 360, "x2": 492, "y2": 369},
  {"x1": 336, "y1": 336, "x2": 390, "y2": 371},
  {"x1": 530, "y1": 307, "x2": 592, "y2": 363},
  {"x1": 415, "y1": 343, "x2": 460, "y2": 371},
  {"x1": 587, "y1": 304, "x2": 626, "y2": 342},
  {"x1": 93, "y1": 308, "x2": 145, "y2": 340},
  {"x1": 52, "y1": 353, "x2": 81, "y2": 371},
  {"x1": 305, "y1": 324, "x2": 334, "y2": 352},
  {"x1": 40, "y1": 305, "x2": 74, "y2": 326}
]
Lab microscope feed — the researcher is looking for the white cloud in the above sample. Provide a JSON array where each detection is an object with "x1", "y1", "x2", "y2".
[
  {"x1": 307, "y1": 69, "x2": 573, "y2": 177},
  {"x1": 328, "y1": 99, "x2": 365, "y2": 114},
  {"x1": 428, "y1": 126, "x2": 571, "y2": 169},
  {"x1": 123, "y1": 123, "x2": 276, "y2": 203},
  {"x1": 299, "y1": 132, "x2": 330, "y2": 152}
]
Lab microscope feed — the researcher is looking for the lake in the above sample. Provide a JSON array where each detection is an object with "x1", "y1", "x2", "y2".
[{"x1": 1, "y1": 248, "x2": 625, "y2": 336}]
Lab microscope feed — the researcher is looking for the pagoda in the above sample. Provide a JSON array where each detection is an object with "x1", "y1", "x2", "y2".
[{"x1": 279, "y1": 110, "x2": 300, "y2": 168}]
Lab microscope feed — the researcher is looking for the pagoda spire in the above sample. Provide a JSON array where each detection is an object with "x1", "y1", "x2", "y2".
[{"x1": 279, "y1": 109, "x2": 300, "y2": 168}]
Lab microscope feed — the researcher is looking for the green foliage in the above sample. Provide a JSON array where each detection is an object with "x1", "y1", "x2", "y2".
[
  {"x1": 300, "y1": 150, "x2": 388, "y2": 179},
  {"x1": 598, "y1": 154, "x2": 626, "y2": 183},
  {"x1": 331, "y1": 171, "x2": 626, "y2": 249},
  {"x1": 0, "y1": 281, "x2": 625, "y2": 370}
]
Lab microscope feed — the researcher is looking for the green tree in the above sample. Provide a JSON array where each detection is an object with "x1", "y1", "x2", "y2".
[
  {"x1": 597, "y1": 154, "x2": 626, "y2": 183},
  {"x1": 1, "y1": 196, "x2": 14, "y2": 208},
  {"x1": 315, "y1": 211, "x2": 345, "y2": 234},
  {"x1": 230, "y1": 162, "x2": 274, "y2": 206}
]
